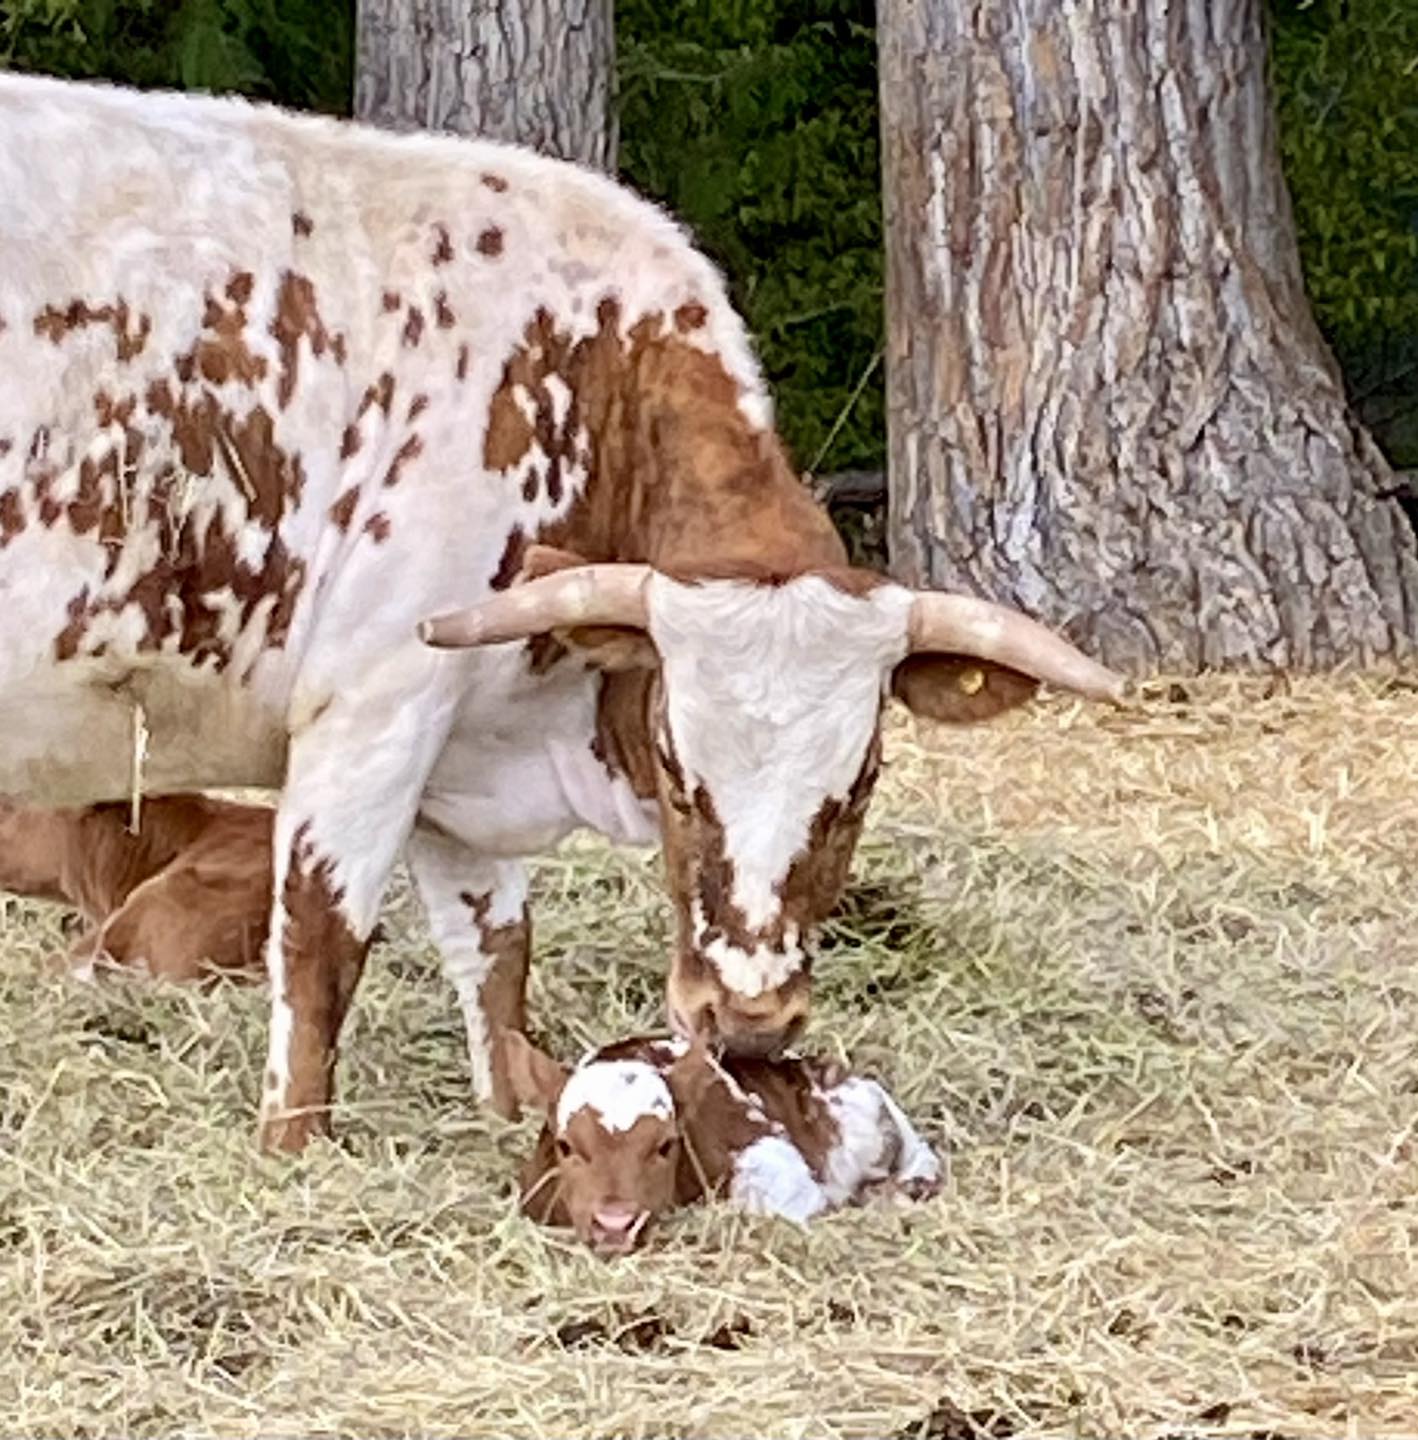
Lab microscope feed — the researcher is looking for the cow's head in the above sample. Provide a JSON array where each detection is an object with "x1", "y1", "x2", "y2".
[{"x1": 424, "y1": 551, "x2": 1123, "y2": 1056}]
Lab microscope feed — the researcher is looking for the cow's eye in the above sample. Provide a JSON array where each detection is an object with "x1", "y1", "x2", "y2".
[
  {"x1": 657, "y1": 1138, "x2": 675, "y2": 1158},
  {"x1": 556, "y1": 1138, "x2": 573, "y2": 1159}
]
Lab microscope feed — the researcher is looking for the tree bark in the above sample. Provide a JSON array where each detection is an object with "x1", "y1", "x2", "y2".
[
  {"x1": 354, "y1": 0, "x2": 616, "y2": 169},
  {"x1": 877, "y1": 0, "x2": 1418, "y2": 673}
]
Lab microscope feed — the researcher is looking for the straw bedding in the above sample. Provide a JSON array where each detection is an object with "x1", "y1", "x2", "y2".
[{"x1": 3, "y1": 672, "x2": 1418, "y2": 1437}]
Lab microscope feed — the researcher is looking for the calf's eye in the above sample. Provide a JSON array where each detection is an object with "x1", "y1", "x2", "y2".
[{"x1": 556, "y1": 1138, "x2": 573, "y2": 1159}]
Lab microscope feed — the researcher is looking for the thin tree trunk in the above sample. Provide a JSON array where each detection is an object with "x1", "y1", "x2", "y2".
[
  {"x1": 877, "y1": 0, "x2": 1418, "y2": 673},
  {"x1": 355, "y1": 0, "x2": 616, "y2": 169}
]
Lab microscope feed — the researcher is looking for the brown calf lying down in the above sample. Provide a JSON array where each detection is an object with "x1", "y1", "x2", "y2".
[
  {"x1": 504, "y1": 1030, "x2": 941, "y2": 1256},
  {"x1": 0, "y1": 795, "x2": 271, "y2": 983}
]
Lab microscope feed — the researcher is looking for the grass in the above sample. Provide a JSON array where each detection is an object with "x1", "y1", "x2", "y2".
[{"x1": 4, "y1": 671, "x2": 1418, "y2": 1437}]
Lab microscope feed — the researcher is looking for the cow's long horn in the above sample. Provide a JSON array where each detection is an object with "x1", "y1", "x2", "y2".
[
  {"x1": 419, "y1": 564, "x2": 652, "y2": 648},
  {"x1": 907, "y1": 592, "x2": 1125, "y2": 701}
]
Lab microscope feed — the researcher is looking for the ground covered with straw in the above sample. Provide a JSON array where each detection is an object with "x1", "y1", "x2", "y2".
[{"x1": 3, "y1": 673, "x2": 1418, "y2": 1437}]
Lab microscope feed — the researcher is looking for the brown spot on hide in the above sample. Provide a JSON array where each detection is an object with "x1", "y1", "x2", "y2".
[
  {"x1": 191, "y1": 283, "x2": 268, "y2": 387},
  {"x1": 459, "y1": 889, "x2": 532, "y2": 1117},
  {"x1": 270, "y1": 272, "x2": 343, "y2": 409},
  {"x1": 33, "y1": 297, "x2": 151, "y2": 362},
  {"x1": 292, "y1": 212, "x2": 314, "y2": 238},
  {"x1": 476, "y1": 227, "x2": 504, "y2": 258},
  {"x1": 363, "y1": 512, "x2": 391, "y2": 543},
  {"x1": 382, "y1": 434, "x2": 423, "y2": 488},
  {"x1": 49, "y1": 374, "x2": 310, "y2": 670},
  {"x1": 432, "y1": 224, "x2": 454, "y2": 266},
  {"x1": 481, "y1": 172, "x2": 509, "y2": 192},
  {"x1": 339, "y1": 424, "x2": 362, "y2": 460},
  {"x1": 262, "y1": 821, "x2": 369, "y2": 1152},
  {"x1": 226, "y1": 272, "x2": 256, "y2": 305},
  {"x1": 329, "y1": 486, "x2": 359, "y2": 531},
  {"x1": 360, "y1": 373, "x2": 396, "y2": 418},
  {"x1": 593, "y1": 671, "x2": 658, "y2": 799},
  {"x1": 407, "y1": 394, "x2": 429, "y2": 422},
  {"x1": 93, "y1": 392, "x2": 137, "y2": 428},
  {"x1": 674, "y1": 301, "x2": 708, "y2": 332},
  {"x1": 434, "y1": 292, "x2": 456, "y2": 329},
  {"x1": 403, "y1": 307, "x2": 425, "y2": 348},
  {"x1": 455, "y1": 344, "x2": 470, "y2": 381},
  {"x1": 382, "y1": 291, "x2": 401, "y2": 313},
  {"x1": 481, "y1": 299, "x2": 844, "y2": 577},
  {"x1": 0, "y1": 488, "x2": 23, "y2": 548},
  {"x1": 491, "y1": 528, "x2": 526, "y2": 591}
]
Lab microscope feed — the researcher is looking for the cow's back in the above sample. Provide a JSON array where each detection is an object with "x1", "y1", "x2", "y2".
[{"x1": 0, "y1": 72, "x2": 768, "y2": 810}]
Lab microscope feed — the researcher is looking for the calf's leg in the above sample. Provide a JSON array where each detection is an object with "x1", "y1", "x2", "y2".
[{"x1": 406, "y1": 823, "x2": 530, "y2": 1118}]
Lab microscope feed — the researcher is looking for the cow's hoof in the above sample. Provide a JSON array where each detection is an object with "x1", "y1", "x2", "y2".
[{"x1": 257, "y1": 1105, "x2": 331, "y2": 1155}]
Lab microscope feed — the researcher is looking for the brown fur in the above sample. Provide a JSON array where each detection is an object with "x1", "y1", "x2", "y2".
[
  {"x1": 511, "y1": 1033, "x2": 870, "y2": 1254},
  {"x1": 263, "y1": 821, "x2": 368, "y2": 1152},
  {"x1": 0, "y1": 794, "x2": 271, "y2": 983}
]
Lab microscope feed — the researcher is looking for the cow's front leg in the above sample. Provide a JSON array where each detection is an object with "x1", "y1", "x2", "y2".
[
  {"x1": 407, "y1": 823, "x2": 530, "y2": 1118},
  {"x1": 259, "y1": 678, "x2": 459, "y2": 1154}
]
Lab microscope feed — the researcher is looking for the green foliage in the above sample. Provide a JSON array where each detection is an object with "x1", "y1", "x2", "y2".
[
  {"x1": 1272, "y1": 0, "x2": 1418, "y2": 463},
  {"x1": 616, "y1": 0, "x2": 885, "y2": 473},
  {"x1": 0, "y1": 0, "x2": 353, "y2": 116}
]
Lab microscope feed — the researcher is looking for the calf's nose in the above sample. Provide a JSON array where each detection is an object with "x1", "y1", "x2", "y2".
[{"x1": 592, "y1": 1205, "x2": 638, "y2": 1235}]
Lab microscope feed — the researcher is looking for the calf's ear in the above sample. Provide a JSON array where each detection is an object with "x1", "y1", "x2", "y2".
[{"x1": 497, "y1": 1029, "x2": 570, "y2": 1112}]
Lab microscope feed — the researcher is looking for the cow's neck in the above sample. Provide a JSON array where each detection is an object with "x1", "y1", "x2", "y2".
[
  {"x1": 543, "y1": 315, "x2": 848, "y2": 575},
  {"x1": 506, "y1": 314, "x2": 851, "y2": 809}
]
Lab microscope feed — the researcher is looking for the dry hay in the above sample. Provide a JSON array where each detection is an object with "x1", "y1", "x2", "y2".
[{"x1": 4, "y1": 671, "x2": 1418, "y2": 1438}]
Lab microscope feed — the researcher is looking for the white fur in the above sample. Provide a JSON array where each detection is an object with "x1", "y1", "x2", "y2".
[
  {"x1": 729, "y1": 1135, "x2": 829, "y2": 1223},
  {"x1": 407, "y1": 829, "x2": 529, "y2": 1101},
  {"x1": 882, "y1": 1088, "x2": 941, "y2": 1187},
  {"x1": 558, "y1": 1060, "x2": 674, "y2": 1134},
  {"x1": 649, "y1": 575, "x2": 914, "y2": 997},
  {"x1": 819, "y1": 1076, "x2": 941, "y2": 1201}
]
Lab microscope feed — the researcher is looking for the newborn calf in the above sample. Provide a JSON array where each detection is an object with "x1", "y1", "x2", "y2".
[
  {"x1": 0, "y1": 795, "x2": 271, "y2": 983},
  {"x1": 503, "y1": 1030, "x2": 940, "y2": 1255}
]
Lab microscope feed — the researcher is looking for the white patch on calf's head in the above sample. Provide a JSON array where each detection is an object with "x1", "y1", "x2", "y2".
[{"x1": 556, "y1": 1058, "x2": 674, "y2": 1135}]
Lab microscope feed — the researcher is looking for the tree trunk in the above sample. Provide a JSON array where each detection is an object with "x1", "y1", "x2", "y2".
[
  {"x1": 354, "y1": 0, "x2": 616, "y2": 169},
  {"x1": 877, "y1": 0, "x2": 1418, "y2": 673}
]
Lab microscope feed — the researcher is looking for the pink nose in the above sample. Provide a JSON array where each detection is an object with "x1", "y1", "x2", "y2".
[{"x1": 592, "y1": 1206, "x2": 638, "y2": 1235}]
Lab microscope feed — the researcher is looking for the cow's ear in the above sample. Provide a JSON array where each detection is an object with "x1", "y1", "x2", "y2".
[
  {"x1": 514, "y1": 544, "x2": 590, "y2": 583},
  {"x1": 557, "y1": 624, "x2": 659, "y2": 672},
  {"x1": 498, "y1": 1029, "x2": 569, "y2": 1112},
  {"x1": 513, "y1": 546, "x2": 659, "y2": 670},
  {"x1": 890, "y1": 654, "x2": 1040, "y2": 724}
]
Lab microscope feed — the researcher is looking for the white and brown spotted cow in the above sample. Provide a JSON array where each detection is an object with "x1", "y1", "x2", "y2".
[
  {"x1": 0, "y1": 70, "x2": 1122, "y2": 1153},
  {"x1": 505, "y1": 1030, "x2": 941, "y2": 1255}
]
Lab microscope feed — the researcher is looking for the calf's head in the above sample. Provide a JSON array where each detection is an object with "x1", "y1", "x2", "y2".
[
  {"x1": 504, "y1": 1031, "x2": 698, "y2": 1255},
  {"x1": 427, "y1": 554, "x2": 1122, "y2": 1057}
]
